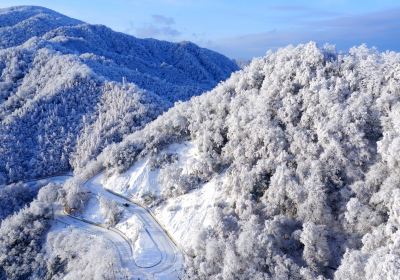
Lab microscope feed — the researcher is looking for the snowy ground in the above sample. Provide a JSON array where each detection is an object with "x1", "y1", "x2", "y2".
[
  {"x1": 116, "y1": 210, "x2": 163, "y2": 268},
  {"x1": 48, "y1": 216, "x2": 133, "y2": 279},
  {"x1": 46, "y1": 171, "x2": 182, "y2": 279},
  {"x1": 80, "y1": 195, "x2": 104, "y2": 223},
  {"x1": 154, "y1": 177, "x2": 222, "y2": 249},
  {"x1": 27, "y1": 174, "x2": 72, "y2": 188},
  {"x1": 42, "y1": 141, "x2": 221, "y2": 279},
  {"x1": 103, "y1": 142, "x2": 223, "y2": 250},
  {"x1": 103, "y1": 156, "x2": 161, "y2": 199},
  {"x1": 102, "y1": 142, "x2": 199, "y2": 199}
]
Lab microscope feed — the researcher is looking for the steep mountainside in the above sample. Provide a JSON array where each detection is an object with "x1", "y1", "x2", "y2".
[
  {"x1": 0, "y1": 6, "x2": 238, "y2": 184},
  {"x1": 88, "y1": 43, "x2": 400, "y2": 279}
]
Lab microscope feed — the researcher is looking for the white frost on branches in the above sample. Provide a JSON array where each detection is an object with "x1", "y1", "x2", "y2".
[{"x1": 93, "y1": 42, "x2": 400, "y2": 279}]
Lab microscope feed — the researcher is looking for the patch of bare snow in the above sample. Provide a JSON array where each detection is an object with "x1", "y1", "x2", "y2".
[
  {"x1": 102, "y1": 141, "x2": 198, "y2": 200},
  {"x1": 103, "y1": 158, "x2": 161, "y2": 199},
  {"x1": 133, "y1": 228, "x2": 162, "y2": 268},
  {"x1": 116, "y1": 205, "x2": 163, "y2": 268},
  {"x1": 101, "y1": 141, "x2": 219, "y2": 253},
  {"x1": 80, "y1": 195, "x2": 104, "y2": 224},
  {"x1": 116, "y1": 214, "x2": 142, "y2": 244},
  {"x1": 154, "y1": 175, "x2": 224, "y2": 250}
]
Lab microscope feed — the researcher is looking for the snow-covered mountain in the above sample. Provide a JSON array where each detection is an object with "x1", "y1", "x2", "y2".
[
  {"x1": 0, "y1": 6, "x2": 82, "y2": 49},
  {"x1": 0, "y1": 6, "x2": 238, "y2": 184},
  {"x1": 82, "y1": 43, "x2": 400, "y2": 279},
  {"x1": 2, "y1": 5, "x2": 400, "y2": 280}
]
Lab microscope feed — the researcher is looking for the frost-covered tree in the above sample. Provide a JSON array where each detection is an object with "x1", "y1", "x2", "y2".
[
  {"x1": 89, "y1": 42, "x2": 400, "y2": 279},
  {"x1": 0, "y1": 5, "x2": 238, "y2": 184},
  {"x1": 99, "y1": 197, "x2": 122, "y2": 226},
  {"x1": 44, "y1": 228, "x2": 128, "y2": 279},
  {"x1": 0, "y1": 182, "x2": 38, "y2": 220},
  {"x1": 0, "y1": 200, "x2": 52, "y2": 279}
]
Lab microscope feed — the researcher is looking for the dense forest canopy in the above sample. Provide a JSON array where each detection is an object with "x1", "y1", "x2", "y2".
[
  {"x1": 1, "y1": 5, "x2": 400, "y2": 280},
  {"x1": 0, "y1": 5, "x2": 238, "y2": 184},
  {"x1": 87, "y1": 42, "x2": 400, "y2": 279}
]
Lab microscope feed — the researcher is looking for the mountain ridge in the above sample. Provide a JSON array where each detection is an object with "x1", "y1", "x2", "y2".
[{"x1": 0, "y1": 6, "x2": 238, "y2": 184}]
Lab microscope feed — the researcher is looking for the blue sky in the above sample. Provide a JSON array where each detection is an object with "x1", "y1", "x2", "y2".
[{"x1": 1, "y1": 0, "x2": 400, "y2": 59}]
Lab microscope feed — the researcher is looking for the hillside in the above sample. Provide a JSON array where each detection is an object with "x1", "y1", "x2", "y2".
[
  {"x1": 86, "y1": 42, "x2": 400, "y2": 279},
  {"x1": 0, "y1": 6, "x2": 238, "y2": 184},
  {"x1": 1, "y1": 5, "x2": 399, "y2": 280}
]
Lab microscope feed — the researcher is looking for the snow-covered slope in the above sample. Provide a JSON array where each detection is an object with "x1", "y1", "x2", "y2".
[
  {"x1": 0, "y1": 6, "x2": 238, "y2": 184},
  {"x1": 102, "y1": 142, "x2": 221, "y2": 250},
  {"x1": 88, "y1": 43, "x2": 400, "y2": 279},
  {"x1": 5, "y1": 6, "x2": 400, "y2": 279}
]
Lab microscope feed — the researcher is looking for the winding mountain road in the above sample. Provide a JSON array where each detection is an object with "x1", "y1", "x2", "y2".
[{"x1": 53, "y1": 173, "x2": 183, "y2": 279}]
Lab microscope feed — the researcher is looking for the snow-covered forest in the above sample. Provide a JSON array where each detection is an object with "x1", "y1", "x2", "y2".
[
  {"x1": 0, "y1": 5, "x2": 238, "y2": 184},
  {"x1": 82, "y1": 42, "x2": 400, "y2": 279},
  {"x1": 1, "y1": 4, "x2": 400, "y2": 280}
]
